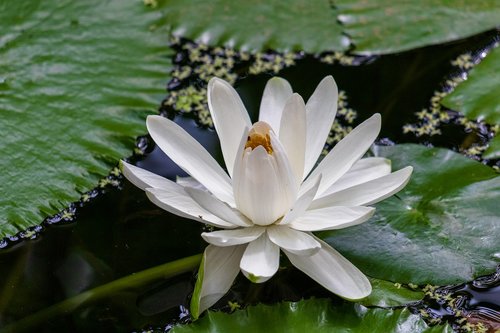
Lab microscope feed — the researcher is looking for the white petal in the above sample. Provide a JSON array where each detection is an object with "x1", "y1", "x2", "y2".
[
  {"x1": 279, "y1": 93, "x2": 306, "y2": 186},
  {"x1": 285, "y1": 238, "x2": 371, "y2": 300},
  {"x1": 233, "y1": 144, "x2": 294, "y2": 226},
  {"x1": 240, "y1": 234, "x2": 280, "y2": 283},
  {"x1": 321, "y1": 157, "x2": 391, "y2": 197},
  {"x1": 195, "y1": 245, "x2": 245, "y2": 315},
  {"x1": 303, "y1": 76, "x2": 338, "y2": 178},
  {"x1": 208, "y1": 78, "x2": 252, "y2": 178},
  {"x1": 258, "y1": 77, "x2": 293, "y2": 135},
  {"x1": 267, "y1": 226, "x2": 321, "y2": 256},
  {"x1": 120, "y1": 164, "x2": 214, "y2": 223},
  {"x1": 234, "y1": 147, "x2": 280, "y2": 226},
  {"x1": 310, "y1": 166, "x2": 413, "y2": 209},
  {"x1": 231, "y1": 127, "x2": 249, "y2": 207},
  {"x1": 280, "y1": 174, "x2": 321, "y2": 225},
  {"x1": 147, "y1": 115, "x2": 234, "y2": 205},
  {"x1": 269, "y1": 131, "x2": 299, "y2": 202},
  {"x1": 304, "y1": 113, "x2": 381, "y2": 197},
  {"x1": 185, "y1": 187, "x2": 251, "y2": 227},
  {"x1": 119, "y1": 166, "x2": 236, "y2": 228},
  {"x1": 231, "y1": 126, "x2": 250, "y2": 178},
  {"x1": 288, "y1": 206, "x2": 375, "y2": 231},
  {"x1": 146, "y1": 187, "x2": 236, "y2": 229},
  {"x1": 202, "y1": 227, "x2": 265, "y2": 247},
  {"x1": 121, "y1": 161, "x2": 173, "y2": 191},
  {"x1": 176, "y1": 176, "x2": 207, "y2": 191}
]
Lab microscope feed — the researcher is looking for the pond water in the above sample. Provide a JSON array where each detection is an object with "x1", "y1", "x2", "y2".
[{"x1": 0, "y1": 30, "x2": 499, "y2": 332}]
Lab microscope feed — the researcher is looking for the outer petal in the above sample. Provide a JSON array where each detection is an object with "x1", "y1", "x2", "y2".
[
  {"x1": 288, "y1": 206, "x2": 375, "y2": 231},
  {"x1": 240, "y1": 234, "x2": 280, "y2": 283},
  {"x1": 191, "y1": 245, "x2": 245, "y2": 318},
  {"x1": 121, "y1": 163, "x2": 234, "y2": 227},
  {"x1": 176, "y1": 176, "x2": 207, "y2": 191},
  {"x1": 303, "y1": 76, "x2": 338, "y2": 178},
  {"x1": 310, "y1": 166, "x2": 413, "y2": 209},
  {"x1": 231, "y1": 127, "x2": 249, "y2": 209},
  {"x1": 121, "y1": 161, "x2": 173, "y2": 191},
  {"x1": 321, "y1": 157, "x2": 391, "y2": 197},
  {"x1": 185, "y1": 187, "x2": 251, "y2": 227},
  {"x1": 146, "y1": 187, "x2": 236, "y2": 229},
  {"x1": 208, "y1": 78, "x2": 252, "y2": 178},
  {"x1": 284, "y1": 238, "x2": 371, "y2": 300},
  {"x1": 147, "y1": 115, "x2": 234, "y2": 206},
  {"x1": 258, "y1": 77, "x2": 293, "y2": 135},
  {"x1": 279, "y1": 93, "x2": 307, "y2": 186},
  {"x1": 267, "y1": 226, "x2": 321, "y2": 256},
  {"x1": 202, "y1": 227, "x2": 265, "y2": 247},
  {"x1": 280, "y1": 174, "x2": 321, "y2": 225},
  {"x1": 303, "y1": 113, "x2": 381, "y2": 197}
]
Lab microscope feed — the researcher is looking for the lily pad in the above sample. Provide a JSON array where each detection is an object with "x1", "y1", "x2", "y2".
[
  {"x1": 441, "y1": 45, "x2": 500, "y2": 124},
  {"x1": 0, "y1": 0, "x2": 170, "y2": 238},
  {"x1": 336, "y1": 0, "x2": 500, "y2": 54},
  {"x1": 484, "y1": 134, "x2": 500, "y2": 159},
  {"x1": 172, "y1": 298, "x2": 451, "y2": 333},
  {"x1": 154, "y1": 0, "x2": 348, "y2": 52},
  {"x1": 320, "y1": 144, "x2": 500, "y2": 285},
  {"x1": 362, "y1": 278, "x2": 423, "y2": 307}
]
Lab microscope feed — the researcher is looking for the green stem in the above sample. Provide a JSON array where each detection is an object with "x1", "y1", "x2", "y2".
[{"x1": 1, "y1": 253, "x2": 202, "y2": 333}]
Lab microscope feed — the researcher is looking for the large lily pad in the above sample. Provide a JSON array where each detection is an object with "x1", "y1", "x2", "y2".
[
  {"x1": 335, "y1": 0, "x2": 500, "y2": 54},
  {"x1": 154, "y1": 0, "x2": 348, "y2": 52},
  {"x1": 484, "y1": 134, "x2": 500, "y2": 159},
  {"x1": 441, "y1": 45, "x2": 500, "y2": 124},
  {"x1": 362, "y1": 278, "x2": 423, "y2": 307},
  {"x1": 320, "y1": 144, "x2": 500, "y2": 285},
  {"x1": 172, "y1": 298, "x2": 451, "y2": 333},
  {"x1": 0, "y1": 1, "x2": 170, "y2": 238}
]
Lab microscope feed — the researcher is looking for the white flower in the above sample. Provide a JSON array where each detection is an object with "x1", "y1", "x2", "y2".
[{"x1": 121, "y1": 76, "x2": 413, "y2": 316}]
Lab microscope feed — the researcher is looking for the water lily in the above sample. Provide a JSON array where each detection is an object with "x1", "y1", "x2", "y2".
[{"x1": 121, "y1": 76, "x2": 413, "y2": 317}]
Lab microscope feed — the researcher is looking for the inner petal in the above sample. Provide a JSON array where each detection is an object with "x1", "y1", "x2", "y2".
[
  {"x1": 245, "y1": 121, "x2": 273, "y2": 154},
  {"x1": 235, "y1": 146, "x2": 287, "y2": 225},
  {"x1": 233, "y1": 121, "x2": 297, "y2": 226}
]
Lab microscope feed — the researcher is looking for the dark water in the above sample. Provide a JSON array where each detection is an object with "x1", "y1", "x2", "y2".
[
  {"x1": 411, "y1": 267, "x2": 500, "y2": 332},
  {"x1": 1, "y1": 31, "x2": 499, "y2": 332}
]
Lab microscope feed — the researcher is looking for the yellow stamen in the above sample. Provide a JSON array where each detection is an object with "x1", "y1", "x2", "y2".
[{"x1": 245, "y1": 121, "x2": 273, "y2": 154}]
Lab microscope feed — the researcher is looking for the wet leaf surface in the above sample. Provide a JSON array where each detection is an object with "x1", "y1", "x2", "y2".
[
  {"x1": 320, "y1": 144, "x2": 500, "y2": 285},
  {"x1": 153, "y1": 0, "x2": 348, "y2": 52},
  {"x1": 484, "y1": 134, "x2": 500, "y2": 159},
  {"x1": 336, "y1": 0, "x2": 500, "y2": 54},
  {"x1": 171, "y1": 298, "x2": 452, "y2": 333},
  {"x1": 442, "y1": 45, "x2": 500, "y2": 124},
  {"x1": 0, "y1": 0, "x2": 170, "y2": 238}
]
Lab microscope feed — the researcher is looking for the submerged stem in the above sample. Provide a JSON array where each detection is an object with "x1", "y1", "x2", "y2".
[{"x1": 1, "y1": 253, "x2": 202, "y2": 333}]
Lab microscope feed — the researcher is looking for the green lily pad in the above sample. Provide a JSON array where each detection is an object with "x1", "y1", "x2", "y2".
[
  {"x1": 484, "y1": 134, "x2": 500, "y2": 159},
  {"x1": 154, "y1": 0, "x2": 348, "y2": 52},
  {"x1": 362, "y1": 278, "x2": 423, "y2": 307},
  {"x1": 441, "y1": 45, "x2": 500, "y2": 124},
  {"x1": 172, "y1": 298, "x2": 451, "y2": 333},
  {"x1": 320, "y1": 144, "x2": 500, "y2": 285},
  {"x1": 335, "y1": 0, "x2": 500, "y2": 54},
  {"x1": 0, "y1": 0, "x2": 170, "y2": 238}
]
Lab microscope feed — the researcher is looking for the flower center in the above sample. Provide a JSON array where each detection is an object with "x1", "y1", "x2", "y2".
[{"x1": 244, "y1": 121, "x2": 273, "y2": 154}]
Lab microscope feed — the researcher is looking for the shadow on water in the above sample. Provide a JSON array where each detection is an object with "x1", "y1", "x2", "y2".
[
  {"x1": 0, "y1": 180, "x2": 206, "y2": 332},
  {"x1": 0, "y1": 30, "x2": 499, "y2": 332}
]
